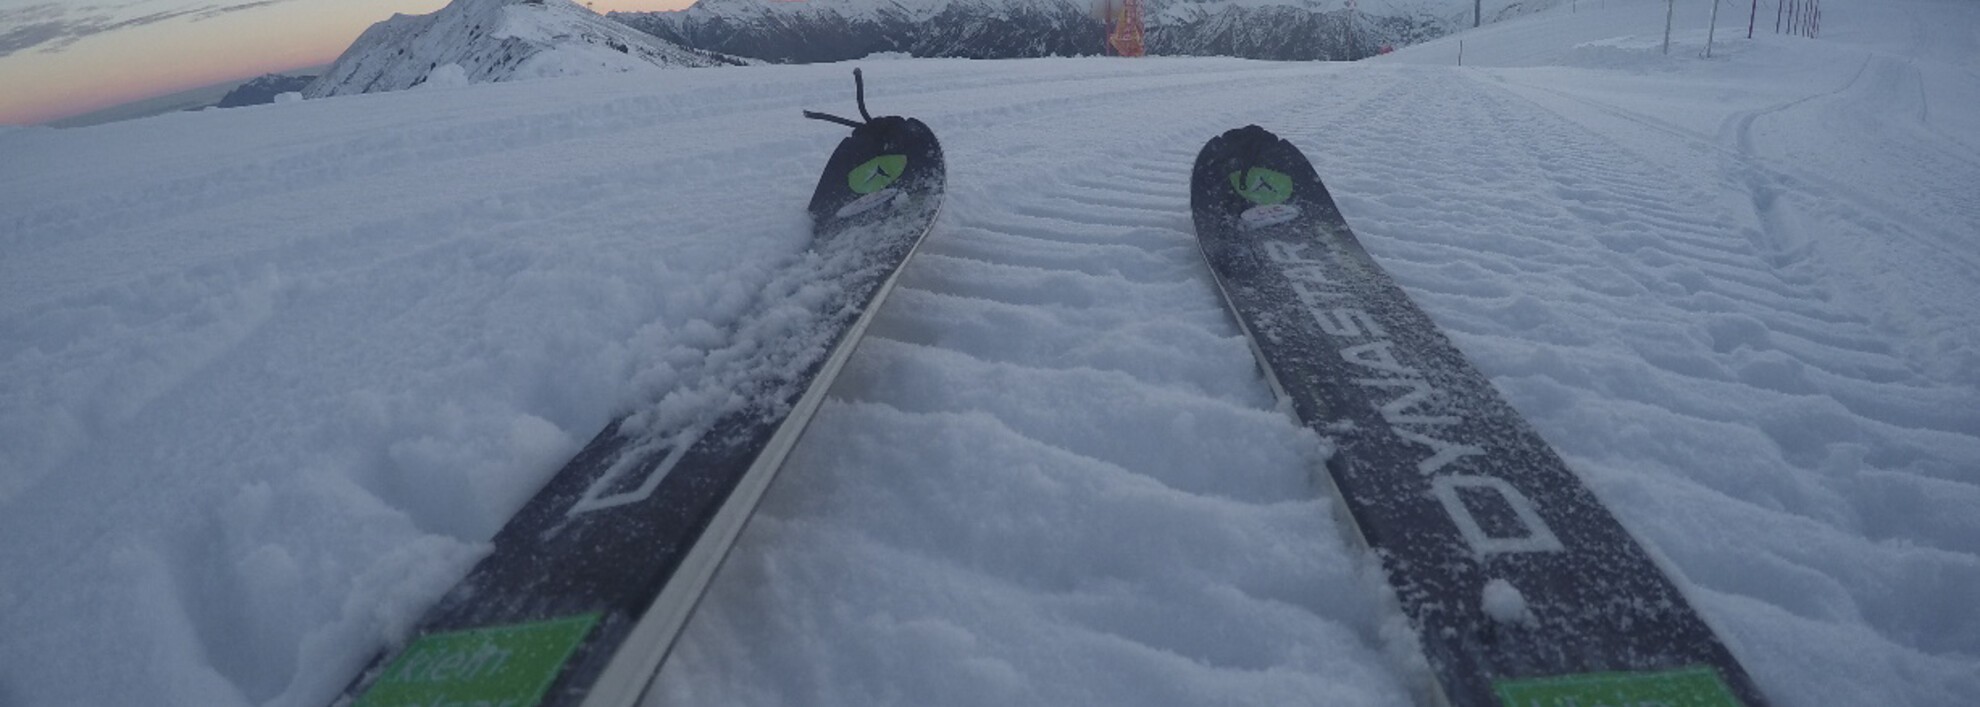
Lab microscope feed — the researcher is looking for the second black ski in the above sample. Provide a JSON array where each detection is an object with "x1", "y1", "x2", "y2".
[{"x1": 1191, "y1": 125, "x2": 1768, "y2": 707}]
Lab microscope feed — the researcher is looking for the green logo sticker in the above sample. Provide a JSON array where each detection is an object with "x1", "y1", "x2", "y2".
[
  {"x1": 354, "y1": 612, "x2": 601, "y2": 707},
  {"x1": 1494, "y1": 666, "x2": 1742, "y2": 707},
  {"x1": 849, "y1": 154, "x2": 908, "y2": 195},
  {"x1": 1229, "y1": 167, "x2": 1292, "y2": 205}
]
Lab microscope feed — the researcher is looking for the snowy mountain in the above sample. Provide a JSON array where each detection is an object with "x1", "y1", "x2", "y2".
[
  {"x1": 612, "y1": 0, "x2": 1101, "y2": 63},
  {"x1": 612, "y1": 0, "x2": 1553, "y2": 62},
  {"x1": 3, "y1": 1, "x2": 1978, "y2": 706},
  {"x1": 304, "y1": 0, "x2": 743, "y2": 99},
  {"x1": 214, "y1": 73, "x2": 317, "y2": 108}
]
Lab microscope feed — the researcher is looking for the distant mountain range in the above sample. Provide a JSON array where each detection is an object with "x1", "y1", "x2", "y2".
[
  {"x1": 284, "y1": 0, "x2": 1558, "y2": 103},
  {"x1": 53, "y1": 0, "x2": 1547, "y2": 125},
  {"x1": 215, "y1": 74, "x2": 317, "y2": 108},
  {"x1": 610, "y1": 0, "x2": 1528, "y2": 64},
  {"x1": 303, "y1": 0, "x2": 744, "y2": 99},
  {"x1": 42, "y1": 68, "x2": 322, "y2": 128},
  {"x1": 613, "y1": 0, "x2": 1101, "y2": 63}
]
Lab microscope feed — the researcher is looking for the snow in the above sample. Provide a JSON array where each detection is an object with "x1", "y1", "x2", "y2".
[
  {"x1": 1480, "y1": 578, "x2": 1536, "y2": 627},
  {"x1": 2, "y1": 0, "x2": 1977, "y2": 705}
]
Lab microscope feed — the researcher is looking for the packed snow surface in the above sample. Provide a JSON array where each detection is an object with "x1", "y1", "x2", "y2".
[{"x1": 2, "y1": 1, "x2": 1977, "y2": 705}]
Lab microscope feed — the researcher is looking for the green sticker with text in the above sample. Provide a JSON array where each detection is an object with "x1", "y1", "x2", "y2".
[
  {"x1": 1494, "y1": 666, "x2": 1741, "y2": 707},
  {"x1": 849, "y1": 154, "x2": 908, "y2": 194},
  {"x1": 354, "y1": 612, "x2": 601, "y2": 707},
  {"x1": 1229, "y1": 166, "x2": 1293, "y2": 205}
]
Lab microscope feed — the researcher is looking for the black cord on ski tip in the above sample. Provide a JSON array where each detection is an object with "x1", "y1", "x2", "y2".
[{"x1": 802, "y1": 67, "x2": 873, "y2": 129}]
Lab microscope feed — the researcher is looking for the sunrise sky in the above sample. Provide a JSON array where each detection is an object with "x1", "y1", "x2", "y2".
[{"x1": 0, "y1": 0, "x2": 696, "y2": 125}]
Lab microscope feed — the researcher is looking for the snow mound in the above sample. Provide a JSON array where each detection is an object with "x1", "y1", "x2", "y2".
[
  {"x1": 1481, "y1": 578, "x2": 1537, "y2": 627},
  {"x1": 304, "y1": 0, "x2": 742, "y2": 99}
]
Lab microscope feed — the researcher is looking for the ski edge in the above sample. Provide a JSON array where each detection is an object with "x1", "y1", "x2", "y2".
[{"x1": 579, "y1": 201, "x2": 945, "y2": 707}]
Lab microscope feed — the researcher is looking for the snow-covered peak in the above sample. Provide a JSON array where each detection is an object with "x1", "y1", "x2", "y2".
[
  {"x1": 616, "y1": 0, "x2": 1564, "y2": 64},
  {"x1": 662, "y1": 0, "x2": 1467, "y2": 23},
  {"x1": 304, "y1": 0, "x2": 741, "y2": 99},
  {"x1": 667, "y1": 0, "x2": 1095, "y2": 24}
]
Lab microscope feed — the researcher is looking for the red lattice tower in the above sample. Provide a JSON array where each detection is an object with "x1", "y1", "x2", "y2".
[{"x1": 1108, "y1": 0, "x2": 1145, "y2": 57}]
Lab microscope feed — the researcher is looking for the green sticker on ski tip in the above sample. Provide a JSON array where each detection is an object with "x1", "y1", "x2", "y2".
[
  {"x1": 1230, "y1": 166, "x2": 1292, "y2": 205},
  {"x1": 353, "y1": 612, "x2": 600, "y2": 707},
  {"x1": 1492, "y1": 666, "x2": 1741, "y2": 707},
  {"x1": 849, "y1": 154, "x2": 908, "y2": 194}
]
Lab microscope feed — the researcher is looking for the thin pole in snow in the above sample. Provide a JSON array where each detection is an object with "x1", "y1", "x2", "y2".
[
  {"x1": 1748, "y1": 0, "x2": 1758, "y2": 39},
  {"x1": 1663, "y1": 0, "x2": 1675, "y2": 55},
  {"x1": 1706, "y1": 0, "x2": 1721, "y2": 57}
]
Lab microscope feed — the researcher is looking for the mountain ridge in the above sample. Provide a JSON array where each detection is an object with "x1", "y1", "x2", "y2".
[
  {"x1": 611, "y1": 0, "x2": 1559, "y2": 63},
  {"x1": 305, "y1": 0, "x2": 744, "y2": 99}
]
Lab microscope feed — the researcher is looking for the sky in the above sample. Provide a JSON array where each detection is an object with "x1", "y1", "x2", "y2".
[{"x1": 0, "y1": 0, "x2": 694, "y2": 125}]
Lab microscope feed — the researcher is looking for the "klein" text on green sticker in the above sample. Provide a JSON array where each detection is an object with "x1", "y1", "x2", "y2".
[{"x1": 354, "y1": 612, "x2": 601, "y2": 707}]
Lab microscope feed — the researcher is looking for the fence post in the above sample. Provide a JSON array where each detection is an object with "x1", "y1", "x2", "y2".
[
  {"x1": 1663, "y1": 0, "x2": 1676, "y2": 54},
  {"x1": 1706, "y1": 0, "x2": 1721, "y2": 57}
]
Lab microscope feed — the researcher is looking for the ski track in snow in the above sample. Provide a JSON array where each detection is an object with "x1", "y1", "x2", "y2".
[
  {"x1": 662, "y1": 53, "x2": 1980, "y2": 707},
  {"x1": 3, "y1": 3, "x2": 1979, "y2": 705},
  {"x1": 656, "y1": 63, "x2": 1416, "y2": 707}
]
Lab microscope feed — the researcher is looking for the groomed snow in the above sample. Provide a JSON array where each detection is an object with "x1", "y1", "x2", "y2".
[{"x1": 2, "y1": 1, "x2": 1976, "y2": 705}]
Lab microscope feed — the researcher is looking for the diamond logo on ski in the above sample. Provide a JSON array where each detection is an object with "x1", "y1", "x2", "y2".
[
  {"x1": 1493, "y1": 666, "x2": 1742, "y2": 707},
  {"x1": 354, "y1": 612, "x2": 601, "y2": 707},
  {"x1": 848, "y1": 154, "x2": 908, "y2": 194},
  {"x1": 1229, "y1": 166, "x2": 1293, "y2": 205}
]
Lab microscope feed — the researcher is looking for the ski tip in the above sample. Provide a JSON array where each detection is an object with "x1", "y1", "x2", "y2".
[
  {"x1": 1203, "y1": 124, "x2": 1299, "y2": 157},
  {"x1": 1191, "y1": 123, "x2": 1342, "y2": 228},
  {"x1": 1206, "y1": 124, "x2": 1280, "y2": 150},
  {"x1": 1198, "y1": 124, "x2": 1319, "y2": 176},
  {"x1": 1227, "y1": 123, "x2": 1277, "y2": 141}
]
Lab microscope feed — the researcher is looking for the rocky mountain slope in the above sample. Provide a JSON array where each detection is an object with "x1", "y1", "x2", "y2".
[
  {"x1": 612, "y1": 0, "x2": 1547, "y2": 63},
  {"x1": 305, "y1": 0, "x2": 743, "y2": 99}
]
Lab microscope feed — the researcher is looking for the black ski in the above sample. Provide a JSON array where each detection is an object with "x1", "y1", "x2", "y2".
[
  {"x1": 335, "y1": 69, "x2": 943, "y2": 707},
  {"x1": 1190, "y1": 125, "x2": 1768, "y2": 707}
]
